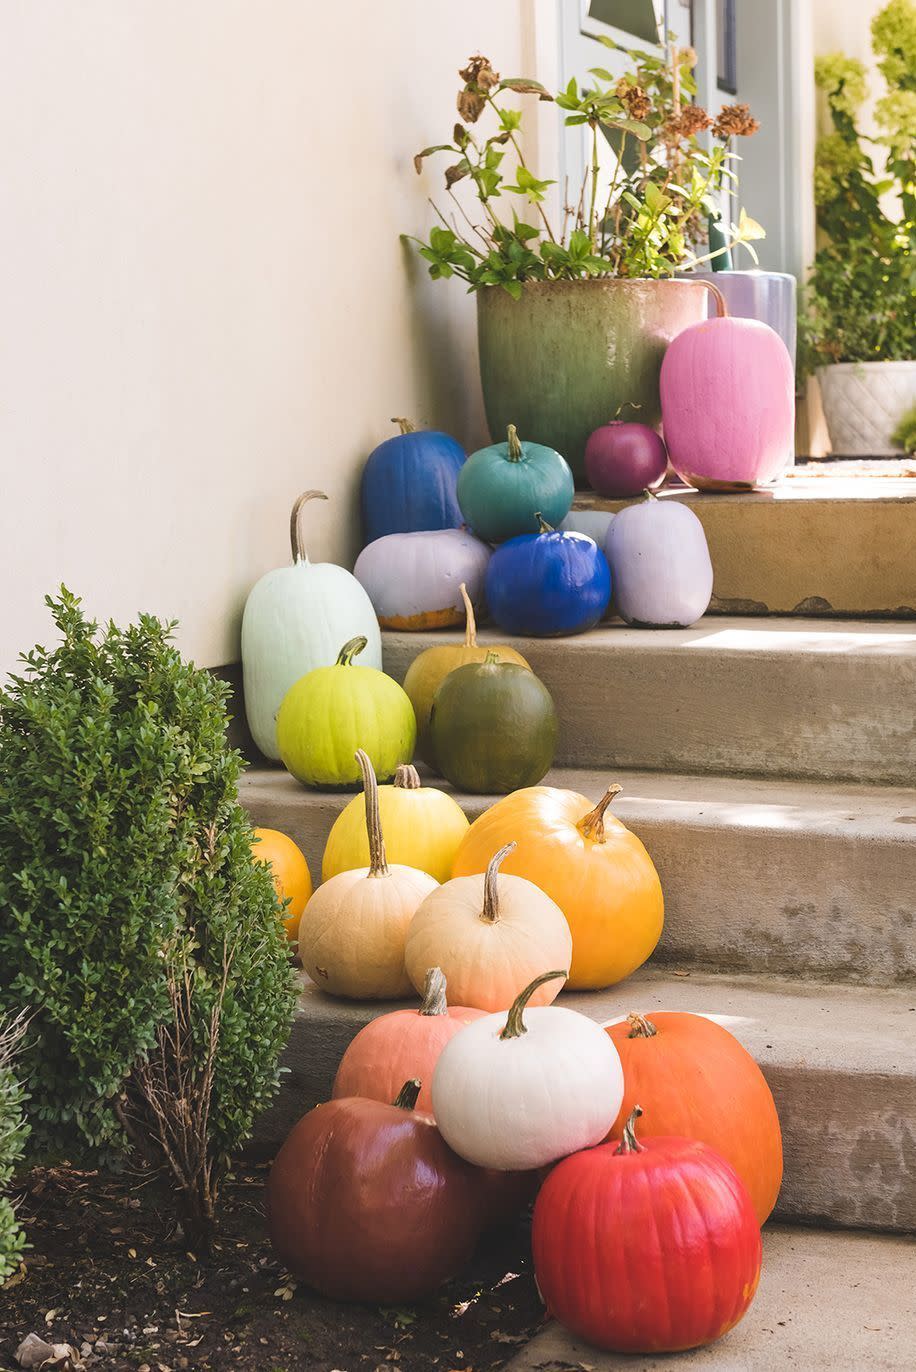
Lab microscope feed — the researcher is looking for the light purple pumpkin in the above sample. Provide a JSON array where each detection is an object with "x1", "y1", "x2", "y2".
[
  {"x1": 660, "y1": 317, "x2": 794, "y2": 490},
  {"x1": 354, "y1": 528, "x2": 491, "y2": 630},
  {"x1": 560, "y1": 509, "x2": 615, "y2": 543},
  {"x1": 584, "y1": 421, "x2": 668, "y2": 497},
  {"x1": 604, "y1": 494, "x2": 713, "y2": 628}
]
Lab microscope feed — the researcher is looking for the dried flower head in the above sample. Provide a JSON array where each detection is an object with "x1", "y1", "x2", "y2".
[
  {"x1": 712, "y1": 102, "x2": 761, "y2": 139},
  {"x1": 459, "y1": 55, "x2": 500, "y2": 91},
  {"x1": 457, "y1": 88, "x2": 486, "y2": 122},
  {"x1": 678, "y1": 46, "x2": 698, "y2": 69},
  {"x1": 615, "y1": 79, "x2": 651, "y2": 121},
  {"x1": 666, "y1": 104, "x2": 711, "y2": 139}
]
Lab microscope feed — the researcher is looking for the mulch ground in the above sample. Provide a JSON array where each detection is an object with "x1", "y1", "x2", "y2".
[{"x1": 1, "y1": 1166, "x2": 546, "y2": 1372}]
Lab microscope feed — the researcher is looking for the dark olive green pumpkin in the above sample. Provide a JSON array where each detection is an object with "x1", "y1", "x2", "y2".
[{"x1": 429, "y1": 653, "x2": 557, "y2": 795}]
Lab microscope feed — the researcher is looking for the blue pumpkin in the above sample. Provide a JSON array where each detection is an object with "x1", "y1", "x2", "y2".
[
  {"x1": 457, "y1": 425, "x2": 574, "y2": 543},
  {"x1": 361, "y1": 419, "x2": 466, "y2": 544},
  {"x1": 486, "y1": 517, "x2": 611, "y2": 637}
]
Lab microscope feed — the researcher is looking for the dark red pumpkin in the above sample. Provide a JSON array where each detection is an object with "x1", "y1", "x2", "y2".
[
  {"x1": 267, "y1": 1081, "x2": 483, "y2": 1302},
  {"x1": 532, "y1": 1108, "x2": 762, "y2": 1354}
]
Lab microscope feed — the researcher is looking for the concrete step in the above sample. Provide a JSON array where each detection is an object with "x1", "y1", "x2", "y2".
[
  {"x1": 506, "y1": 1223, "x2": 916, "y2": 1371},
  {"x1": 575, "y1": 472, "x2": 916, "y2": 618},
  {"x1": 381, "y1": 618, "x2": 916, "y2": 785},
  {"x1": 255, "y1": 968, "x2": 916, "y2": 1233},
  {"x1": 239, "y1": 766, "x2": 916, "y2": 986}
]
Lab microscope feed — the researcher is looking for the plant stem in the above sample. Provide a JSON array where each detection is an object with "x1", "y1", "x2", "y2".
[
  {"x1": 588, "y1": 119, "x2": 601, "y2": 248},
  {"x1": 486, "y1": 94, "x2": 558, "y2": 243}
]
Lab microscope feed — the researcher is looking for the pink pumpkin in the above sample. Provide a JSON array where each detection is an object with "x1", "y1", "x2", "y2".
[{"x1": 660, "y1": 317, "x2": 794, "y2": 490}]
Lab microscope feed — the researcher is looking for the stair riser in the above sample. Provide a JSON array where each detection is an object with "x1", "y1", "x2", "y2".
[
  {"x1": 240, "y1": 789, "x2": 916, "y2": 985},
  {"x1": 254, "y1": 1005, "x2": 916, "y2": 1234},
  {"x1": 382, "y1": 631, "x2": 916, "y2": 785}
]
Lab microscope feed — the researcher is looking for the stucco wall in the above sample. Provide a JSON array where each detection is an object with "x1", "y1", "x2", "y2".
[{"x1": 0, "y1": 1, "x2": 534, "y2": 674}]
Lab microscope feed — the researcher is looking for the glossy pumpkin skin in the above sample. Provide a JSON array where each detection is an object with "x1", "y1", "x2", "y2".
[
  {"x1": 354, "y1": 529, "x2": 491, "y2": 631},
  {"x1": 276, "y1": 638, "x2": 416, "y2": 789},
  {"x1": 430, "y1": 657, "x2": 557, "y2": 794},
  {"x1": 452, "y1": 785, "x2": 663, "y2": 989},
  {"x1": 584, "y1": 421, "x2": 668, "y2": 498},
  {"x1": 361, "y1": 420, "x2": 466, "y2": 544},
  {"x1": 532, "y1": 1125, "x2": 762, "y2": 1353},
  {"x1": 402, "y1": 585, "x2": 531, "y2": 769},
  {"x1": 250, "y1": 828, "x2": 313, "y2": 941},
  {"x1": 660, "y1": 316, "x2": 794, "y2": 490},
  {"x1": 486, "y1": 526, "x2": 611, "y2": 637},
  {"x1": 241, "y1": 491, "x2": 382, "y2": 760},
  {"x1": 605, "y1": 1011, "x2": 783, "y2": 1223},
  {"x1": 322, "y1": 765, "x2": 469, "y2": 884},
  {"x1": 267, "y1": 1090, "x2": 483, "y2": 1302},
  {"x1": 457, "y1": 425, "x2": 575, "y2": 543},
  {"x1": 604, "y1": 495, "x2": 713, "y2": 628}
]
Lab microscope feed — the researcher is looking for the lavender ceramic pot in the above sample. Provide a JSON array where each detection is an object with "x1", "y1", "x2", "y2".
[{"x1": 682, "y1": 270, "x2": 797, "y2": 367}]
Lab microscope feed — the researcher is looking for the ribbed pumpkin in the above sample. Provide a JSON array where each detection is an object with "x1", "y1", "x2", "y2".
[
  {"x1": 452, "y1": 783, "x2": 663, "y2": 989},
  {"x1": 457, "y1": 424, "x2": 574, "y2": 543},
  {"x1": 250, "y1": 827, "x2": 313, "y2": 942},
  {"x1": 297, "y1": 751, "x2": 437, "y2": 999},
  {"x1": 322, "y1": 763, "x2": 469, "y2": 884},
  {"x1": 277, "y1": 636, "x2": 416, "y2": 789},
  {"x1": 401, "y1": 584, "x2": 531, "y2": 769},
  {"x1": 405, "y1": 844, "x2": 572, "y2": 1011},
  {"x1": 332, "y1": 967, "x2": 485, "y2": 1115},
  {"x1": 604, "y1": 1011, "x2": 783, "y2": 1224}
]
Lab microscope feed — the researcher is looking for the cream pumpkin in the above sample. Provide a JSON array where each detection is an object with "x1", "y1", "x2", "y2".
[
  {"x1": 298, "y1": 750, "x2": 438, "y2": 999},
  {"x1": 404, "y1": 843, "x2": 572, "y2": 1011}
]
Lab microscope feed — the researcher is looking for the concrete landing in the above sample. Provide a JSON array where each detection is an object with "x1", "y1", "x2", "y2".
[
  {"x1": 381, "y1": 619, "x2": 916, "y2": 784},
  {"x1": 255, "y1": 968, "x2": 916, "y2": 1232},
  {"x1": 506, "y1": 1224, "x2": 916, "y2": 1372}
]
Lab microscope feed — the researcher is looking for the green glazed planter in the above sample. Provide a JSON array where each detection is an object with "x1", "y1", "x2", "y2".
[{"x1": 477, "y1": 277, "x2": 717, "y2": 483}]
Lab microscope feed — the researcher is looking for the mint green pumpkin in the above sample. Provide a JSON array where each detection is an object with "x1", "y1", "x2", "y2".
[
  {"x1": 457, "y1": 424, "x2": 574, "y2": 544},
  {"x1": 276, "y1": 636, "x2": 416, "y2": 789}
]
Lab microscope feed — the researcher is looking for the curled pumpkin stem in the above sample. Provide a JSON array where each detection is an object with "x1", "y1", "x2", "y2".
[
  {"x1": 506, "y1": 424, "x2": 523, "y2": 461},
  {"x1": 460, "y1": 582, "x2": 478, "y2": 647},
  {"x1": 627, "y1": 1012, "x2": 658, "y2": 1038},
  {"x1": 420, "y1": 967, "x2": 448, "y2": 1017},
  {"x1": 392, "y1": 417, "x2": 416, "y2": 434},
  {"x1": 289, "y1": 490, "x2": 328, "y2": 564},
  {"x1": 480, "y1": 842, "x2": 516, "y2": 923},
  {"x1": 578, "y1": 784, "x2": 623, "y2": 843},
  {"x1": 356, "y1": 749, "x2": 389, "y2": 877},
  {"x1": 615, "y1": 1105, "x2": 646, "y2": 1155},
  {"x1": 393, "y1": 1079, "x2": 422, "y2": 1110},
  {"x1": 500, "y1": 969, "x2": 568, "y2": 1040}
]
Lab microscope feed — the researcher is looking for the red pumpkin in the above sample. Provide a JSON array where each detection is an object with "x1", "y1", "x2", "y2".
[
  {"x1": 267, "y1": 1081, "x2": 482, "y2": 1301},
  {"x1": 604, "y1": 1011, "x2": 782, "y2": 1223},
  {"x1": 332, "y1": 967, "x2": 485, "y2": 1115},
  {"x1": 532, "y1": 1108, "x2": 762, "y2": 1354}
]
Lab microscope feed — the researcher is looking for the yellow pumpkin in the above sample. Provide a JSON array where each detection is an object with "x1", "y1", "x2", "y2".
[
  {"x1": 404, "y1": 842, "x2": 572, "y2": 1011},
  {"x1": 322, "y1": 764, "x2": 469, "y2": 884},
  {"x1": 250, "y1": 827, "x2": 313, "y2": 941},
  {"x1": 402, "y1": 583, "x2": 531, "y2": 768},
  {"x1": 298, "y1": 751, "x2": 438, "y2": 999},
  {"x1": 452, "y1": 783, "x2": 663, "y2": 990}
]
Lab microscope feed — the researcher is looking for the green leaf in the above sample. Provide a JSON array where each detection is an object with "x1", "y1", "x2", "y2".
[
  {"x1": 413, "y1": 144, "x2": 454, "y2": 173},
  {"x1": 499, "y1": 77, "x2": 553, "y2": 101}
]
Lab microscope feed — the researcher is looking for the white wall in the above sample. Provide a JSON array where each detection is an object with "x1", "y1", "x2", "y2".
[{"x1": 0, "y1": 1, "x2": 533, "y2": 674}]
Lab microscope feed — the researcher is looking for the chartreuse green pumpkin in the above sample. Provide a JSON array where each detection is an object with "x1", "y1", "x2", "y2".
[{"x1": 277, "y1": 636, "x2": 416, "y2": 789}]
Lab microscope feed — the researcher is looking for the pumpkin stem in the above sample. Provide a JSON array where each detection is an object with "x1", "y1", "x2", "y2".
[
  {"x1": 393, "y1": 1079, "x2": 422, "y2": 1110},
  {"x1": 337, "y1": 636, "x2": 368, "y2": 667},
  {"x1": 356, "y1": 748, "x2": 389, "y2": 877},
  {"x1": 627, "y1": 1013, "x2": 658, "y2": 1038},
  {"x1": 615, "y1": 1105, "x2": 646, "y2": 1154},
  {"x1": 643, "y1": 487, "x2": 660, "y2": 501},
  {"x1": 612, "y1": 400, "x2": 641, "y2": 421},
  {"x1": 420, "y1": 967, "x2": 448, "y2": 1017},
  {"x1": 289, "y1": 490, "x2": 329, "y2": 564},
  {"x1": 391, "y1": 417, "x2": 416, "y2": 435},
  {"x1": 499, "y1": 969, "x2": 568, "y2": 1040},
  {"x1": 506, "y1": 424, "x2": 523, "y2": 461},
  {"x1": 483, "y1": 649, "x2": 502, "y2": 668},
  {"x1": 534, "y1": 511, "x2": 555, "y2": 534},
  {"x1": 394, "y1": 763, "x2": 422, "y2": 790},
  {"x1": 480, "y1": 841, "x2": 516, "y2": 923},
  {"x1": 578, "y1": 784, "x2": 623, "y2": 843},
  {"x1": 460, "y1": 582, "x2": 478, "y2": 648}
]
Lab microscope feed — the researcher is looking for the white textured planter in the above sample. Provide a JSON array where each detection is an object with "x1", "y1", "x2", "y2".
[{"x1": 818, "y1": 361, "x2": 916, "y2": 456}]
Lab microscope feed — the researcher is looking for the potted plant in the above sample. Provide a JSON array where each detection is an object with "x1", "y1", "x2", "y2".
[
  {"x1": 799, "y1": 0, "x2": 916, "y2": 456},
  {"x1": 408, "y1": 43, "x2": 763, "y2": 480}
]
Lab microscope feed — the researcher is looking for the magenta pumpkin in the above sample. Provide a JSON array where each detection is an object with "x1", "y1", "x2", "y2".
[
  {"x1": 660, "y1": 317, "x2": 794, "y2": 490},
  {"x1": 584, "y1": 422, "x2": 668, "y2": 498}
]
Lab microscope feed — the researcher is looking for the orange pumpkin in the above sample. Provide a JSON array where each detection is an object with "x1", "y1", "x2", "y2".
[
  {"x1": 451, "y1": 783, "x2": 662, "y2": 989},
  {"x1": 605, "y1": 1011, "x2": 783, "y2": 1225},
  {"x1": 332, "y1": 967, "x2": 485, "y2": 1116},
  {"x1": 251, "y1": 827, "x2": 313, "y2": 941}
]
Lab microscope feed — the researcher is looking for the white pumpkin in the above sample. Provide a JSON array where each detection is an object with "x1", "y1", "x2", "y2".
[
  {"x1": 242, "y1": 491, "x2": 382, "y2": 759},
  {"x1": 297, "y1": 750, "x2": 438, "y2": 1000},
  {"x1": 560, "y1": 509, "x2": 614, "y2": 543},
  {"x1": 604, "y1": 491, "x2": 713, "y2": 628},
  {"x1": 431, "y1": 971, "x2": 624, "y2": 1170},
  {"x1": 404, "y1": 844, "x2": 572, "y2": 1012}
]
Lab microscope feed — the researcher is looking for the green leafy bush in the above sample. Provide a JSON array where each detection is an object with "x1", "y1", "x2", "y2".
[
  {"x1": 0, "y1": 1014, "x2": 29, "y2": 1283},
  {"x1": 0, "y1": 590, "x2": 296, "y2": 1242},
  {"x1": 891, "y1": 401, "x2": 916, "y2": 452}
]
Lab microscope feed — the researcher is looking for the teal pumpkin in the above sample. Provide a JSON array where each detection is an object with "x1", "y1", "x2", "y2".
[
  {"x1": 430, "y1": 652, "x2": 557, "y2": 794},
  {"x1": 277, "y1": 636, "x2": 416, "y2": 789},
  {"x1": 457, "y1": 425, "x2": 574, "y2": 544}
]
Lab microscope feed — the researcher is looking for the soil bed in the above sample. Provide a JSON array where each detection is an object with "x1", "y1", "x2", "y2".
[{"x1": 1, "y1": 1166, "x2": 543, "y2": 1372}]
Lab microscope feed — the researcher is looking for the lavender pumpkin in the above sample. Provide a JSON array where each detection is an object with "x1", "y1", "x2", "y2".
[
  {"x1": 604, "y1": 492, "x2": 713, "y2": 628},
  {"x1": 354, "y1": 529, "x2": 491, "y2": 631}
]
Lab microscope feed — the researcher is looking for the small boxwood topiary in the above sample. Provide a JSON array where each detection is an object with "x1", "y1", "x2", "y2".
[
  {"x1": 0, "y1": 589, "x2": 297, "y2": 1243},
  {"x1": 0, "y1": 1013, "x2": 29, "y2": 1283}
]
